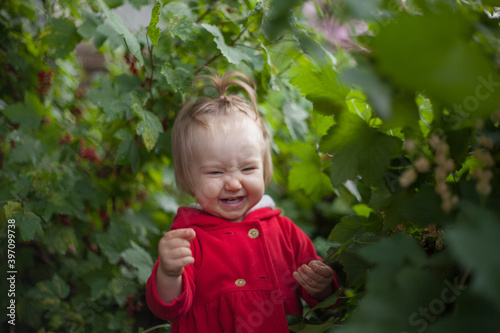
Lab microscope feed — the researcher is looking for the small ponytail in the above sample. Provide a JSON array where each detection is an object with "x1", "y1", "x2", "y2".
[{"x1": 194, "y1": 69, "x2": 259, "y2": 119}]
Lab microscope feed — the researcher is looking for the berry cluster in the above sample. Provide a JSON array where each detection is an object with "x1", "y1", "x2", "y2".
[
  {"x1": 59, "y1": 133, "x2": 73, "y2": 145},
  {"x1": 71, "y1": 106, "x2": 85, "y2": 118},
  {"x1": 428, "y1": 135, "x2": 458, "y2": 213},
  {"x1": 79, "y1": 140, "x2": 102, "y2": 164},
  {"x1": 60, "y1": 214, "x2": 73, "y2": 227},
  {"x1": 124, "y1": 54, "x2": 138, "y2": 75},
  {"x1": 36, "y1": 69, "x2": 54, "y2": 97},
  {"x1": 125, "y1": 295, "x2": 143, "y2": 318},
  {"x1": 472, "y1": 135, "x2": 495, "y2": 196},
  {"x1": 421, "y1": 224, "x2": 445, "y2": 251}
]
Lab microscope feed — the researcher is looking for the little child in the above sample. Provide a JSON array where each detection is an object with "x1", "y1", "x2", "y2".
[{"x1": 146, "y1": 70, "x2": 339, "y2": 333}]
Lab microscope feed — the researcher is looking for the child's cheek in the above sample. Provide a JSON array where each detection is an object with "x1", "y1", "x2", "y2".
[{"x1": 201, "y1": 181, "x2": 220, "y2": 199}]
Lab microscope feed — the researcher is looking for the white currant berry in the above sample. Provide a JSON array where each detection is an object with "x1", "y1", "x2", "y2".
[
  {"x1": 414, "y1": 157, "x2": 430, "y2": 173},
  {"x1": 441, "y1": 199, "x2": 452, "y2": 213},
  {"x1": 435, "y1": 238, "x2": 444, "y2": 251},
  {"x1": 404, "y1": 139, "x2": 416, "y2": 152},
  {"x1": 399, "y1": 168, "x2": 418, "y2": 188}
]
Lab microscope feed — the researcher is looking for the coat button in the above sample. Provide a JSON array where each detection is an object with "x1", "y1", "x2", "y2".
[
  {"x1": 235, "y1": 279, "x2": 246, "y2": 287},
  {"x1": 248, "y1": 228, "x2": 259, "y2": 239}
]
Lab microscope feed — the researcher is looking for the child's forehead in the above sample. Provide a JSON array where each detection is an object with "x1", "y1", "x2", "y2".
[{"x1": 194, "y1": 114, "x2": 262, "y2": 137}]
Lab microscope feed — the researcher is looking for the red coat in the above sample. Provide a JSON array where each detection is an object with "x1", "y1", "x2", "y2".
[{"x1": 146, "y1": 206, "x2": 339, "y2": 333}]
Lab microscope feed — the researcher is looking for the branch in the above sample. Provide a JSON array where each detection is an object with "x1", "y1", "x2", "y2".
[{"x1": 194, "y1": 25, "x2": 249, "y2": 74}]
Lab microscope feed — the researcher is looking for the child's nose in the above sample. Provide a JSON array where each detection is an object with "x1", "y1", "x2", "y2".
[{"x1": 225, "y1": 176, "x2": 242, "y2": 191}]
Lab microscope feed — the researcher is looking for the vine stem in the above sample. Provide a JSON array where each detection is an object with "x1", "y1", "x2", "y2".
[
  {"x1": 141, "y1": 323, "x2": 171, "y2": 333},
  {"x1": 195, "y1": 25, "x2": 250, "y2": 74},
  {"x1": 145, "y1": 36, "x2": 155, "y2": 104}
]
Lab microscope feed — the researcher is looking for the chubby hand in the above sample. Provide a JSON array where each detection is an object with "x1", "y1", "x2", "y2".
[
  {"x1": 293, "y1": 260, "x2": 334, "y2": 301},
  {"x1": 158, "y1": 228, "x2": 196, "y2": 278}
]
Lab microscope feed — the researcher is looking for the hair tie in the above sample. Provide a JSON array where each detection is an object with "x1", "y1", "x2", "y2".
[{"x1": 219, "y1": 95, "x2": 225, "y2": 100}]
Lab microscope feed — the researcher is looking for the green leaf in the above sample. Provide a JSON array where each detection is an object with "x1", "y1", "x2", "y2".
[
  {"x1": 372, "y1": 9, "x2": 500, "y2": 121},
  {"x1": 288, "y1": 143, "x2": 334, "y2": 201},
  {"x1": 147, "y1": 1, "x2": 161, "y2": 47},
  {"x1": 94, "y1": 218, "x2": 134, "y2": 264},
  {"x1": 282, "y1": 92, "x2": 311, "y2": 140},
  {"x1": 77, "y1": 11, "x2": 104, "y2": 39},
  {"x1": 308, "y1": 288, "x2": 342, "y2": 312},
  {"x1": 161, "y1": 63, "x2": 194, "y2": 93},
  {"x1": 1, "y1": 201, "x2": 22, "y2": 222},
  {"x1": 135, "y1": 110, "x2": 163, "y2": 152},
  {"x1": 201, "y1": 24, "x2": 247, "y2": 64},
  {"x1": 15, "y1": 211, "x2": 44, "y2": 241},
  {"x1": 290, "y1": 65, "x2": 348, "y2": 115},
  {"x1": 121, "y1": 241, "x2": 154, "y2": 284},
  {"x1": 104, "y1": 0, "x2": 123, "y2": 8},
  {"x1": 330, "y1": 215, "x2": 382, "y2": 244},
  {"x1": 2, "y1": 101, "x2": 41, "y2": 131},
  {"x1": 9, "y1": 134, "x2": 42, "y2": 164},
  {"x1": 340, "y1": 66, "x2": 393, "y2": 121},
  {"x1": 341, "y1": 0, "x2": 384, "y2": 20},
  {"x1": 320, "y1": 112, "x2": 401, "y2": 186},
  {"x1": 397, "y1": 185, "x2": 449, "y2": 228},
  {"x1": 97, "y1": 0, "x2": 144, "y2": 65},
  {"x1": 34, "y1": 274, "x2": 70, "y2": 310},
  {"x1": 447, "y1": 202, "x2": 500, "y2": 309},
  {"x1": 43, "y1": 226, "x2": 77, "y2": 254},
  {"x1": 87, "y1": 76, "x2": 131, "y2": 121},
  {"x1": 43, "y1": 18, "x2": 82, "y2": 59},
  {"x1": 94, "y1": 23, "x2": 125, "y2": 49}
]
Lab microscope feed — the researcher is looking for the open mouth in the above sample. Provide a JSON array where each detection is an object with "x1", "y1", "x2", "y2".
[{"x1": 220, "y1": 197, "x2": 244, "y2": 204}]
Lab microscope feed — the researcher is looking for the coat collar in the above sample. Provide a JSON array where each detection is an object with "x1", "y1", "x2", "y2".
[{"x1": 173, "y1": 195, "x2": 281, "y2": 228}]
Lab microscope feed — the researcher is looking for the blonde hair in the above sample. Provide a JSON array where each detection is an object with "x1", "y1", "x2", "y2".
[{"x1": 172, "y1": 70, "x2": 273, "y2": 195}]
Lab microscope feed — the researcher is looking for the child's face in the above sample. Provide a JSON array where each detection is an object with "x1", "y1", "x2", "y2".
[{"x1": 190, "y1": 118, "x2": 266, "y2": 222}]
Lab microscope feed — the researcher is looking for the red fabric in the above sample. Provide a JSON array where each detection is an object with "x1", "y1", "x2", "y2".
[{"x1": 146, "y1": 207, "x2": 340, "y2": 333}]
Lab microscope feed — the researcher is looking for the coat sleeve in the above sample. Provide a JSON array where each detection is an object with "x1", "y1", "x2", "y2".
[
  {"x1": 146, "y1": 258, "x2": 196, "y2": 321},
  {"x1": 283, "y1": 216, "x2": 340, "y2": 308}
]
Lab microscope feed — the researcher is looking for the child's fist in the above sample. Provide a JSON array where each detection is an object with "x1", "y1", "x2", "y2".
[
  {"x1": 293, "y1": 260, "x2": 334, "y2": 301},
  {"x1": 158, "y1": 228, "x2": 196, "y2": 278}
]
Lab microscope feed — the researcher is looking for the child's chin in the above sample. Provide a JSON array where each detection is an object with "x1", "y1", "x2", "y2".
[{"x1": 223, "y1": 213, "x2": 245, "y2": 222}]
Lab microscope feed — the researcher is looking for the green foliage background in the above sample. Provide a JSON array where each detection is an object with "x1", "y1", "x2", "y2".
[{"x1": 1, "y1": 0, "x2": 500, "y2": 332}]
